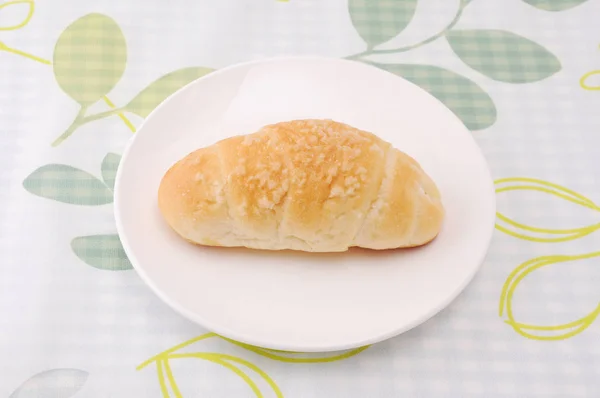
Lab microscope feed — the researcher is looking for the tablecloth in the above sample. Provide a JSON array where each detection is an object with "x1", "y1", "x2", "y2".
[{"x1": 2, "y1": 0, "x2": 600, "y2": 396}]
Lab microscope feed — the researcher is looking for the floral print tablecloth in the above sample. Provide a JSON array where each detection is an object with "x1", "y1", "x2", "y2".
[{"x1": 2, "y1": 0, "x2": 600, "y2": 396}]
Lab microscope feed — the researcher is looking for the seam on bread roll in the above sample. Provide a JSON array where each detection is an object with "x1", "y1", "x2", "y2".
[
  {"x1": 351, "y1": 148, "x2": 397, "y2": 248},
  {"x1": 351, "y1": 145, "x2": 394, "y2": 247},
  {"x1": 216, "y1": 140, "x2": 235, "y2": 244},
  {"x1": 406, "y1": 162, "x2": 422, "y2": 247}
]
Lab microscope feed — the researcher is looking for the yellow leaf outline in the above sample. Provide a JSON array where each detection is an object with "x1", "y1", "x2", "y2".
[
  {"x1": 162, "y1": 359, "x2": 183, "y2": 398},
  {"x1": 139, "y1": 333, "x2": 277, "y2": 397},
  {"x1": 499, "y1": 251, "x2": 600, "y2": 340},
  {"x1": 223, "y1": 337, "x2": 370, "y2": 363},
  {"x1": 156, "y1": 360, "x2": 171, "y2": 398},
  {"x1": 0, "y1": 0, "x2": 34, "y2": 31},
  {"x1": 495, "y1": 177, "x2": 600, "y2": 242},
  {"x1": 580, "y1": 69, "x2": 600, "y2": 90},
  {"x1": 168, "y1": 353, "x2": 283, "y2": 398},
  {"x1": 579, "y1": 43, "x2": 600, "y2": 90},
  {"x1": 138, "y1": 332, "x2": 369, "y2": 396}
]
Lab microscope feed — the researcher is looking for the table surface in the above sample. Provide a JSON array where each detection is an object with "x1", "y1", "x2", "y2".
[{"x1": 2, "y1": 0, "x2": 600, "y2": 396}]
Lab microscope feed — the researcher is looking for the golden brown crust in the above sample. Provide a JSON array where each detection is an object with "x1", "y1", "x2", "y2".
[{"x1": 158, "y1": 119, "x2": 444, "y2": 252}]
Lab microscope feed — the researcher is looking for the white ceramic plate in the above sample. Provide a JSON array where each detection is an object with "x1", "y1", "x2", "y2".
[{"x1": 115, "y1": 57, "x2": 496, "y2": 352}]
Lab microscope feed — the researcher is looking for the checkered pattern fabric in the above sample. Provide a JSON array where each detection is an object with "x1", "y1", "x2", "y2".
[
  {"x1": 53, "y1": 13, "x2": 127, "y2": 106},
  {"x1": 22, "y1": 164, "x2": 114, "y2": 205},
  {"x1": 377, "y1": 63, "x2": 497, "y2": 130},
  {"x1": 446, "y1": 30, "x2": 562, "y2": 83},
  {"x1": 348, "y1": 0, "x2": 418, "y2": 47}
]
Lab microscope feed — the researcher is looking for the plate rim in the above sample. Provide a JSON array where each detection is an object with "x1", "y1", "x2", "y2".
[{"x1": 114, "y1": 55, "x2": 497, "y2": 352}]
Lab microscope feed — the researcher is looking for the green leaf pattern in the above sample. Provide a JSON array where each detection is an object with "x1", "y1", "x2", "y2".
[
  {"x1": 374, "y1": 63, "x2": 497, "y2": 130},
  {"x1": 22, "y1": 155, "x2": 129, "y2": 270},
  {"x1": 101, "y1": 152, "x2": 121, "y2": 191},
  {"x1": 446, "y1": 30, "x2": 561, "y2": 83},
  {"x1": 23, "y1": 164, "x2": 113, "y2": 205},
  {"x1": 71, "y1": 234, "x2": 132, "y2": 271},
  {"x1": 348, "y1": 0, "x2": 418, "y2": 48}
]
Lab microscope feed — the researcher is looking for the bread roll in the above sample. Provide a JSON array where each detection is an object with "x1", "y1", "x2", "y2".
[{"x1": 158, "y1": 119, "x2": 444, "y2": 252}]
